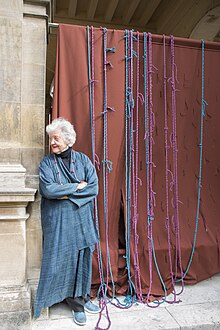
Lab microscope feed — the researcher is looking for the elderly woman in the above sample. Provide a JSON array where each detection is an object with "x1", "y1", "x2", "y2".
[{"x1": 34, "y1": 117, "x2": 100, "y2": 326}]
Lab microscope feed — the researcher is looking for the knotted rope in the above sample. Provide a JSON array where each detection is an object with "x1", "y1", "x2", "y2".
[{"x1": 176, "y1": 39, "x2": 207, "y2": 282}]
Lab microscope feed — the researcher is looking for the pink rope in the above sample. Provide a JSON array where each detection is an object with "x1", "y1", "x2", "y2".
[
  {"x1": 170, "y1": 35, "x2": 184, "y2": 292},
  {"x1": 88, "y1": 26, "x2": 111, "y2": 330},
  {"x1": 163, "y1": 35, "x2": 179, "y2": 303},
  {"x1": 145, "y1": 32, "x2": 154, "y2": 306},
  {"x1": 132, "y1": 31, "x2": 143, "y2": 302},
  {"x1": 103, "y1": 27, "x2": 110, "y2": 293},
  {"x1": 91, "y1": 26, "x2": 95, "y2": 159}
]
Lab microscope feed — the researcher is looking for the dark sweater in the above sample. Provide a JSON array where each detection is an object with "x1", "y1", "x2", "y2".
[{"x1": 56, "y1": 147, "x2": 72, "y2": 170}]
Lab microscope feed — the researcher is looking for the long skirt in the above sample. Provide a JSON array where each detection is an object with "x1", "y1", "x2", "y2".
[{"x1": 34, "y1": 246, "x2": 94, "y2": 319}]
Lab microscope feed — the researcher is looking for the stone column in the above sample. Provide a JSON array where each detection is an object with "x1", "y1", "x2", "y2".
[
  {"x1": 0, "y1": 165, "x2": 36, "y2": 330},
  {"x1": 0, "y1": 0, "x2": 51, "y2": 329},
  {"x1": 22, "y1": 0, "x2": 51, "y2": 321}
]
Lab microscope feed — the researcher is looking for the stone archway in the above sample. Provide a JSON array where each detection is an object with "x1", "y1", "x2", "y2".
[{"x1": 190, "y1": 6, "x2": 220, "y2": 42}]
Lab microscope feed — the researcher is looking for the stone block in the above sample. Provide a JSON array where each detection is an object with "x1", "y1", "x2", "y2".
[
  {"x1": 23, "y1": 2, "x2": 47, "y2": 16},
  {"x1": 0, "y1": 103, "x2": 21, "y2": 143},
  {"x1": 21, "y1": 148, "x2": 44, "y2": 175},
  {"x1": 0, "y1": 147, "x2": 21, "y2": 164},
  {"x1": 0, "y1": 0, "x2": 22, "y2": 14},
  {"x1": 26, "y1": 196, "x2": 41, "y2": 226},
  {"x1": 21, "y1": 104, "x2": 45, "y2": 148},
  {"x1": 29, "y1": 280, "x2": 49, "y2": 321},
  {"x1": 26, "y1": 195, "x2": 42, "y2": 273},
  {"x1": 0, "y1": 164, "x2": 26, "y2": 188},
  {"x1": 0, "y1": 285, "x2": 31, "y2": 313},
  {"x1": 22, "y1": 63, "x2": 45, "y2": 105},
  {"x1": 26, "y1": 228, "x2": 42, "y2": 271},
  {"x1": 0, "y1": 18, "x2": 22, "y2": 103},
  {"x1": 23, "y1": 18, "x2": 46, "y2": 66},
  {"x1": 166, "y1": 301, "x2": 220, "y2": 329},
  {"x1": 0, "y1": 188, "x2": 36, "y2": 204},
  {"x1": 0, "y1": 219, "x2": 25, "y2": 234},
  {"x1": 0, "y1": 310, "x2": 31, "y2": 330},
  {"x1": 0, "y1": 228, "x2": 26, "y2": 286},
  {"x1": 25, "y1": 175, "x2": 39, "y2": 189}
]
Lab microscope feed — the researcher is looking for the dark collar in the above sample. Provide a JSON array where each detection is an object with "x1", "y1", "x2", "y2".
[{"x1": 56, "y1": 147, "x2": 72, "y2": 159}]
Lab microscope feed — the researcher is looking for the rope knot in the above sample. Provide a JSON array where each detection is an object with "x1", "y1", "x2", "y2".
[
  {"x1": 125, "y1": 55, "x2": 132, "y2": 61},
  {"x1": 90, "y1": 79, "x2": 99, "y2": 85},
  {"x1": 105, "y1": 60, "x2": 113, "y2": 68},
  {"x1": 132, "y1": 50, "x2": 138, "y2": 58},
  {"x1": 94, "y1": 153, "x2": 100, "y2": 171},
  {"x1": 148, "y1": 215, "x2": 154, "y2": 222},
  {"x1": 106, "y1": 47, "x2": 116, "y2": 53},
  {"x1": 202, "y1": 98, "x2": 208, "y2": 116},
  {"x1": 102, "y1": 159, "x2": 113, "y2": 173}
]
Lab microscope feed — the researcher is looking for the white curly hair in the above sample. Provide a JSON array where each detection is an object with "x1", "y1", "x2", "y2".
[{"x1": 46, "y1": 117, "x2": 76, "y2": 147}]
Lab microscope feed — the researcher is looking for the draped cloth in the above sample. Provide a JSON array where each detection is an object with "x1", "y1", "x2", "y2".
[
  {"x1": 34, "y1": 150, "x2": 98, "y2": 318},
  {"x1": 52, "y1": 24, "x2": 220, "y2": 300}
]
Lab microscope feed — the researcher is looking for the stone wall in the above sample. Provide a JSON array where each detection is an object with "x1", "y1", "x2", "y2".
[{"x1": 0, "y1": 1, "x2": 50, "y2": 329}]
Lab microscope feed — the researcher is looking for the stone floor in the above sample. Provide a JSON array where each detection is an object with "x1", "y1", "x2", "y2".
[{"x1": 32, "y1": 273, "x2": 220, "y2": 330}]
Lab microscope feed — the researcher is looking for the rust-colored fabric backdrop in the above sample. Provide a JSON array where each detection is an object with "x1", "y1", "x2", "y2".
[{"x1": 52, "y1": 24, "x2": 220, "y2": 299}]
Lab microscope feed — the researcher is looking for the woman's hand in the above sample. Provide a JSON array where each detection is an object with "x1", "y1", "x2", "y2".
[
  {"x1": 77, "y1": 181, "x2": 88, "y2": 190},
  {"x1": 58, "y1": 196, "x2": 68, "y2": 200}
]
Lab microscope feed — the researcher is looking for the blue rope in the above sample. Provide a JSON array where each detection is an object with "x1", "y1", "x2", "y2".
[
  {"x1": 124, "y1": 29, "x2": 136, "y2": 298},
  {"x1": 102, "y1": 159, "x2": 113, "y2": 173},
  {"x1": 176, "y1": 39, "x2": 207, "y2": 282},
  {"x1": 129, "y1": 29, "x2": 137, "y2": 297},
  {"x1": 151, "y1": 238, "x2": 167, "y2": 305},
  {"x1": 102, "y1": 27, "x2": 116, "y2": 300},
  {"x1": 125, "y1": 29, "x2": 132, "y2": 296},
  {"x1": 125, "y1": 29, "x2": 130, "y2": 296}
]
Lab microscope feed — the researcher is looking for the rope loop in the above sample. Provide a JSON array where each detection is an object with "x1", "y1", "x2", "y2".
[
  {"x1": 138, "y1": 92, "x2": 144, "y2": 104},
  {"x1": 107, "y1": 106, "x2": 115, "y2": 112}
]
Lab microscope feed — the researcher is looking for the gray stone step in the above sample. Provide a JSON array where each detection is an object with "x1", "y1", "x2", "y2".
[{"x1": 32, "y1": 273, "x2": 220, "y2": 329}]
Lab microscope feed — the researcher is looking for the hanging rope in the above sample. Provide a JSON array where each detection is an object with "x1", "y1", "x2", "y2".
[
  {"x1": 163, "y1": 35, "x2": 180, "y2": 303},
  {"x1": 143, "y1": 33, "x2": 168, "y2": 307},
  {"x1": 86, "y1": 27, "x2": 207, "y2": 321},
  {"x1": 176, "y1": 39, "x2": 207, "y2": 282},
  {"x1": 125, "y1": 29, "x2": 136, "y2": 299},
  {"x1": 131, "y1": 31, "x2": 143, "y2": 302},
  {"x1": 87, "y1": 24, "x2": 103, "y2": 290},
  {"x1": 145, "y1": 32, "x2": 155, "y2": 305},
  {"x1": 143, "y1": 33, "x2": 150, "y2": 301},
  {"x1": 87, "y1": 26, "x2": 112, "y2": 330},
  {"x1": 169, "y1": 36, "x2": 184, "y2": 289},
  {"x1": 102, "y1": 27, "x2": 116, "y2": 298}
]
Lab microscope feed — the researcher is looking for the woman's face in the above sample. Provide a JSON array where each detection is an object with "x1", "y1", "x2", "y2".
[{"x1": 49, "y1": 130, "x2": 68, "y2": 154}]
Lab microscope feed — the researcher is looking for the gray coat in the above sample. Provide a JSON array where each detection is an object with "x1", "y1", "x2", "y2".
[{"x1": 34, "y1": 151, "x2": 98, "y2": 318}]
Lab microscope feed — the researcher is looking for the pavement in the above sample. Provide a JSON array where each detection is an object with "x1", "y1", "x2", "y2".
[{"x1": 32, "y1": 273, "x2": 220, "y2": 329}]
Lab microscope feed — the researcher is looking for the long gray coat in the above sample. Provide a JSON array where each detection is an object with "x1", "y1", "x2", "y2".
[{"x1": 34, "y1": 150, "x2": 98, "y2": 318}]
